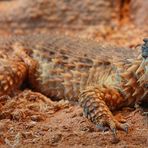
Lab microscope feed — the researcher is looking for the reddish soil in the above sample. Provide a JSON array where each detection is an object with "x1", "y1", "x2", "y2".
[{"x1": 0, "y1": 90, "x2": 148, "y2": 148}]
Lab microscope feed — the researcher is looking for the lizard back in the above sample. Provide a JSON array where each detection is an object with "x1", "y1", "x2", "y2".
[{"x1": 0, "y1": 34, "x2": 140, "y2": 103}]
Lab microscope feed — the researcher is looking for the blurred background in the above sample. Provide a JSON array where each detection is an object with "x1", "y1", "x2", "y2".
[{"x1": 0, "y1": 0, "x2": 147, "y2": 46}]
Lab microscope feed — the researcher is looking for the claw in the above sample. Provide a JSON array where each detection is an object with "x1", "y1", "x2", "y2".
[
  {"x1": 142, "y1": 112, "x2": 148, "y2": 127},
  {"x1": 111, "y1": 128, "x2": 117, "y2": 138},
  {"x1": 115, "y1": 119, "x2": 129, "y2": 133},
  {"x1": 111, "y1": 128, "x2": 120, "y2": 144},
  {"x1": 142, "y1": 112, "x2": 148, "y2": 116},
  {"x1": 123, "y1": 124, "x2": 128, "y2": 134}
]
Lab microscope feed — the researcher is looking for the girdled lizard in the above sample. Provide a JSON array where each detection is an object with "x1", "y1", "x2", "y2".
[{"x1": 0, "y1": 34, "x2": 147, "y2": 142}]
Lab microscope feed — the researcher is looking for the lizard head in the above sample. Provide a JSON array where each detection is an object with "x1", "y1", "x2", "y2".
[{"x1": 141, "y1": 38, "x2": 148, "y2": 89}]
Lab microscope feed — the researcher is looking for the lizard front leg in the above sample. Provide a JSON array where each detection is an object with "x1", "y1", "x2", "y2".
[
  {"x1": 79, "y1": 86, "x2": 128, "y2": 143},
  {"x1": 0, "y1": 58, "x2": 27, "y2": 97}
]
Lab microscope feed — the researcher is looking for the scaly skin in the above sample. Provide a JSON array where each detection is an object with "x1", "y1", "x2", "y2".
[{"x1": 0, "y1": 34, "x2": 147, "y2": 142}]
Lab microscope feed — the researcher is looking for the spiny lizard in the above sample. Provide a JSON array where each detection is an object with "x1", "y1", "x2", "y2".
[{"x1": 0, "y1": 34, "x2": 147, "y2": 142}]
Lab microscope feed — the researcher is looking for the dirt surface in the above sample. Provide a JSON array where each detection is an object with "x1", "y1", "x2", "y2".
[{"x1": 0, "y1": 90, "x2": 148, "y2": 148}]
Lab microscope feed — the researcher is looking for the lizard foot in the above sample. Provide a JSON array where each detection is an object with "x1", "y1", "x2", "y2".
[{"x1": 79, "y1": 88, "x2": 128, "y2": 143}]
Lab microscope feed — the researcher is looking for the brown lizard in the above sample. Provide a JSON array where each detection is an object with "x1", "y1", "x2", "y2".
[{"x1": 0, "y1": 34, "x2": 147, "y2": 142}]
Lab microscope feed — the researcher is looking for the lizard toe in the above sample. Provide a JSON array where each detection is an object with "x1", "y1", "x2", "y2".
[{"x1": 115, "y1": 120, "x2": 128, "y2": 133}]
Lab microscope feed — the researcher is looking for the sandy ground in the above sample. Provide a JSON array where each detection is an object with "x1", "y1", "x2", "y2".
[
  {"x1": 0, "y1": 96, "x2": 148, "y2": 148},
  {"x1": 0, "y1": 90, "x2": 148, "y2": 148}
]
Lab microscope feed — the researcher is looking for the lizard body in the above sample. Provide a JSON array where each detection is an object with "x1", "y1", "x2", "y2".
[{"x1": 0, "y1": 34, "x2": 147, "y2": 142}]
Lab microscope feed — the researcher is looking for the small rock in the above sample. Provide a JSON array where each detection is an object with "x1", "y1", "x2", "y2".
[
  {"x1": 50, "y1": 134, "x2": 62, "y2": 144},
  {"x1": 31, "y1": 115, "x2": 44, "y2": 122}
]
